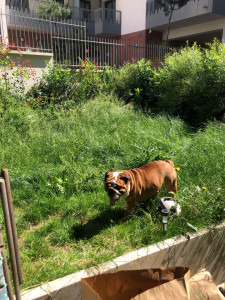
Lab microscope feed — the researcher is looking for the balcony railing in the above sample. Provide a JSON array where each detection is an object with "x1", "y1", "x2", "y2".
[
  {"x1": 146, "y1": 0, "x2": 225, "y2": 30},
  {"x1": 95, "y1": 8, "x2": 121, "y2": 36},
  {"x1": 6, "y1": 2, "x2": 121, "y2": 36}
]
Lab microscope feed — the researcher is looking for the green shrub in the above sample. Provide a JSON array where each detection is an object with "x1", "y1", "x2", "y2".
[
  {"x1": 75, "y1": 58, "x2": 103, "y2": 102},
  {"x1": 108, "y1": 59, "x2": 156, "y2": 109},
  {"x1": 26, "y1": 62, "x2": 76, "y2": 108},
  {"x1": 26, "y1": 59, "x2": 105, "y2": 108},
  {"x1": 155, "y1": 41, "x2": 225, "y2": 126}
]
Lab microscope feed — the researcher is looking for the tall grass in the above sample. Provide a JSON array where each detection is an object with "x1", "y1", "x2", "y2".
[{"x1": 0, "y1": 95, "x2": 224, "y2": 288}]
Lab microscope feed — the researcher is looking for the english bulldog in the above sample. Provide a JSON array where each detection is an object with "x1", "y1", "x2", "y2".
[{"x1": 105, "y1": 160, "x2": 177, "y2": 220}]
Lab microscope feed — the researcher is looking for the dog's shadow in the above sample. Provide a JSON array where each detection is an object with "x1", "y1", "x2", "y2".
[{"x1": 70, "y1": 208, "x2": 124, "y2": 240}]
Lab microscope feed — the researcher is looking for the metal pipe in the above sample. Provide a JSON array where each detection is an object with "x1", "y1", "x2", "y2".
[
  {"x1": 0, "y1": 179, "x2": 21, "y2": 300},
  {"x1": 1, "y1": 169, "x2": 23, "y2": 284},
  {"x1": 0, "y1": 225, "x2": 15, "y2": 300}
]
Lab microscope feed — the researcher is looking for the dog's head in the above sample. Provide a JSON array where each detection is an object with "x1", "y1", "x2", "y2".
[{"x1": 104, "y1": 171, "x2": 131, "y2": 206}]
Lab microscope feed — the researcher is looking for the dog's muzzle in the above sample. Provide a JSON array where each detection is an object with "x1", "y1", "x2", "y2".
[{"x1": 107, "y1": 188, "x2": 121, "y2": 206}]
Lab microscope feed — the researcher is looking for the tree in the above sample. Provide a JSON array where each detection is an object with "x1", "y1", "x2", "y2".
[
  {"x1": 36, "y1": 0, "x2": 72, "y2": 20},
  {"x1": 156, "y1": 0, "x2": 189, "y2": 45},
  {"x1": 36, "y1": 1, "x2": 72, "y2": 64}
]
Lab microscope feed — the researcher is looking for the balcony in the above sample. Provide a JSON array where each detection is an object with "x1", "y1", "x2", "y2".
[
  {"x1": 146, "y1": 0, "x2": 225, "y2": 31},
  {"x1": 95, "y1": 8, "x2": 121, "y2": 37},
  {"x1": 5, "y1": 1, "x2": 121, "y2": 37}
]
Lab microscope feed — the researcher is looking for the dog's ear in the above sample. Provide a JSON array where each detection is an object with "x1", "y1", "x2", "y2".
[
  {"x1": 104, "y1": 172, "x2": 109, "y2": 181},
  {"x1": 120, "y1": 174, "x2": 131, "y2": 184}
]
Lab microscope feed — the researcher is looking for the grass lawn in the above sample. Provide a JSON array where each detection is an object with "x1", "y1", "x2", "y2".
[{"x1": 0, "y1": 95, "x2": 224, "y2": 289}]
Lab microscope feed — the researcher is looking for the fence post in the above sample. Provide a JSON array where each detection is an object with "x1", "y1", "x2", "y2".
[
  {"x1": 2, "y1": 169, "x2": 23, "y2": 285},
  {"x1": 0, "y1": 179, "x2": 21, "y2": 300}
]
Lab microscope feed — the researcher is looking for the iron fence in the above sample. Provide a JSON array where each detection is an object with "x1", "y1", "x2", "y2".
[{"x1": 0, "y1": 11, "x2": 178, "y2": 68}]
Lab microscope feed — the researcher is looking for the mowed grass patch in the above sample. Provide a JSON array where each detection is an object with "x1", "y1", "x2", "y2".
[{"x1": 0, "y1": 95, "x2": 224, "y2": 289}]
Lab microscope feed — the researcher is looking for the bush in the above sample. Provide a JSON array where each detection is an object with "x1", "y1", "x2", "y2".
[
  {"x1": 26, "y1": 63, "x2": 76, "y2": 108},
  {"x1": 75, "y1": 58, "x2": 103, "y2": 102},
  {"x1": 108, "y1": 59, "x2": 156, "y2": 109},
  {"x1": 0, "y1": 85, "x2": 30, "y2": 135},
  {"x1": 155, "y1": 41, "x2": 225, "y2": 126},
  {"x1": 26, "y1": 59, "x2": 104, "y2": 109}
]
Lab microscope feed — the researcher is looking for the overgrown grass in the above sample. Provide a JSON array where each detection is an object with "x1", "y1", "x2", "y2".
[{"x1": 0, "y1": 95, "x2": 224, "y2": 289}]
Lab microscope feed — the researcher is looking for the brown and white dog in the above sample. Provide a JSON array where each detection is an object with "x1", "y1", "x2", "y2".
[{"x1": 105, "y1": 160, "x2": 177, "y2": 220}]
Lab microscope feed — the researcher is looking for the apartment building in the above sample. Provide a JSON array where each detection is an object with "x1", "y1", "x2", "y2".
[
  {"x1": 2, "y1": 0, "x2": 225, "y2": 47},
  {"x1": 3, "y1": 0, "x2": 151, "y2": 42},
  {"x1": 146, "y1": 0, "x2": 225, "y2": 45}
]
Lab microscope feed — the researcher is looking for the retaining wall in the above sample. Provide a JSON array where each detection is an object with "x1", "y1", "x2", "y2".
[{"x1": 1, "y1": 51, "x2": 53, "y2": 91}]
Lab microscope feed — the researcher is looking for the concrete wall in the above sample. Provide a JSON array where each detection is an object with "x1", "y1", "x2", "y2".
[
  {"x1": 21, "y1": 223, "x2": 225, "y2": 300},
  {"x1": 164, "y1": 18, "x2": 225, "y2": 42},
  {"x1": 92, "y1": 0, "x2": 102, "y2": 10},
  {"x1": 116, "y1": 0, "x2": 146, "y2": 36},
  {"x1": 0, "y1": 1, "x2": 8, "y2": 41},
  {"x1": 2, "y1": 51, "x2": 53, "y2": 91}
]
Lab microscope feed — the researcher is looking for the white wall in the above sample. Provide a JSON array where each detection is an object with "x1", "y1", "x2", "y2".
[
  {"x1": 163, "y1": 18, "x2": 225, "y2": 42},
  {"x1": 69, "y1": 0, "x2": 80, "y2": 7},
  {"x1": 116, "y1": 0, "x2": 146, "y2": 35},
  {"x1": 0, "y1": 0, "x2": 8, "y2": 41},
  {"x1": 3, "y1": 51, "x2": 54, "y2": 91}
]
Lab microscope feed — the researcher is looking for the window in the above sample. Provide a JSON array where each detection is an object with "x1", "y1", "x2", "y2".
[
  {"x1": 56, "y1": 0, "x2": 64, "y2": 4},
  {"x1": 105, "y1": 0, "x2": 115, "y2": 10},
  {"x1": 80, "y1": 0, "x2": 91, "y2": 10}
]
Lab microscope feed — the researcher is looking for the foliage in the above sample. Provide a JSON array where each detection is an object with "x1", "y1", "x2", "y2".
[
  {"x1": 26, "y1": 58, "x2": 104, "y2": 109},
  {"x1": 11, "y1": 58, "x2": 37, "y2": 95},
  {"x1": 155, "y1": 41, "x2": 225, "y2": 126},
  {"x1": 108, "y1": 59, "x2": 156, "y2": 109},
  {"x1": 0, "y1": 38, "x2": 14, "y2": 70},
  {"x1": 1, "y1": 37, "x2": 36, "y2": 97},
  {"x1": 26, "y1": 62, "x2": 76, "y2": 109},
  {"x1": 36, "y1": 0, "x2": 72, "y2": 20},
  {"x1": 156, "y1": 0, "x2": 189, "y2": 44},
  {"x1": 0, "y1": 37, "x2": 16, "y2": 92},
  {"x1": 156, "y1": 0, "x2": 189, "y2": 16},
  {"x1": 75, "y1": 57, "x2": 103, "y2": 102}
]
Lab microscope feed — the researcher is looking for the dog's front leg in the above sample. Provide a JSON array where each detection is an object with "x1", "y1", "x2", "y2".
[{"x1": 122, "y1": 201, "x2": 136, "y2": 221}]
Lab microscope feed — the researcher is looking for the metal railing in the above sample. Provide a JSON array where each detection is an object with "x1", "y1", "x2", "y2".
[
  {"x1": 146, "y1": 0, "x2": 225, "y2": 30},
  {"x1": 95, "y1": 8, "x2": 121, "y2": 36},
  {"x1": 1, "y1": 12, "x2": 178, "y2": 68},
  {"x1": 6, "y1": 3, "x2": 122, "y2": 36}
]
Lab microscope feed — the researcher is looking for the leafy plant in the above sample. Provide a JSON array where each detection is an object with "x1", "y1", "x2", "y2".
[
  {"x1": 26, "y1": 62, "x2": 76, "y2": 108},
  {"x1": 156, "y1": 0, "x2": 189, "y2": 45},
  {"x1": 36, "y1": 0, "x2": 72, "y2": 20},
  {"x1": 108, "y1": 59, "x2": 156, "y2": 109},
  {"x1": 155, "y1": 40, "x2": 225, "y2": 126},
  {"x1": 26, "y1": 58, "x2": 105, "y2": 108},
  {"x1": 74, "y1": 57, "x2": 103, "y2": 102}
]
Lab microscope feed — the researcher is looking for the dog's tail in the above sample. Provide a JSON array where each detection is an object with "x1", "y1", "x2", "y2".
[{"x1": 165, "y1": 160, "x2": 174, "y2": 167}]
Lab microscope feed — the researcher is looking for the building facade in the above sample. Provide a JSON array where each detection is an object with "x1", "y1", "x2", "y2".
[
  {"x1": 146, "y1": 0, "x2": 225, "y2": 45},
  {"x1": 2, "y1": 0, "x2": 225, "y2": 46}
]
